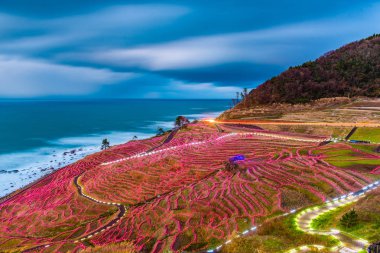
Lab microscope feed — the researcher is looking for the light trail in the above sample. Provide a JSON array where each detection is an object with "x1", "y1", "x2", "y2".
[
  {"x1": 288, "y1": 181, "x2": 380, "y2": 253},
  {"x1": 205, "y1": 180, "x2": 380, "y2": 253},
  {"x1": 101, "y1": 132, "x2": 326, "y2": 166},
  {"x1": 213, "y1": 119, "x2": 380, "y2": 128}
]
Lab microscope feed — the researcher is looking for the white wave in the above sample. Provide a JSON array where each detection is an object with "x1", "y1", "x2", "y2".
[
  {"x1": 0, "y1": 108, "x2": 225, "y2": 197},
  {"x1": 143, "y1": 120, "x2": 175, "y2": 131},
  {"x1": 0, "y1": 130, "x2": 154, "y2": 198},
  {"x1": 50, "y1": 131, "x2": 153, "y2": 146}
]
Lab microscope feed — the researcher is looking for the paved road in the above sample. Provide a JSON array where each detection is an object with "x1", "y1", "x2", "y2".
[
  {"x1": 214, "y1": 123, "x2": 224, "y2": 133},
  {"x1": 215, "y1": 119, "x2": 380, "y2": 128}
]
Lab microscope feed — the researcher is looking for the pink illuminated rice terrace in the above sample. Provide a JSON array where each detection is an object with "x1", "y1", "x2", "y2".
[{"x1": 0, "y1": 123, "x2": 378, "y2": 252}]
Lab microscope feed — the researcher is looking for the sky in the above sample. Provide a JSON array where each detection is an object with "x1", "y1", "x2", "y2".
[{"x1": 0, "y1": 0, "x2": 379, "y2": 99}]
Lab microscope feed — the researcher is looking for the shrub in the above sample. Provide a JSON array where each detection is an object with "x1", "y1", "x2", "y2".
[{"x1": 340, "y1": 209, "x2": 359, "y2": 228}]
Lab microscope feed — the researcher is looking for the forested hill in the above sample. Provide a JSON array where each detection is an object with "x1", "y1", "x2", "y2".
[{"x1": 239, "y1": 34, "x2": 380, "y2": 107}]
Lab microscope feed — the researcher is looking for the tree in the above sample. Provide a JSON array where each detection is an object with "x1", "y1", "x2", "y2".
[
  {"x1": 240, "y1": 88, "x2": 248, "y2": 100},
  {"x1": 232, "y1": 91, "x2": 240, "y2": 106},
  {"x1": 174, "y1": 116, "x2": 190, "y2": 128},
  {"x1": 232, "y1": 88, "x2": 250, "y2": 106},
  {"x1": 157, "y1": 127, "x2": 165, "y2": 136},
  {"x1": 340, "y1": 209, "x2": 359, "y2": 228},
  {"x1": 240, "y1": 88, "x2": 249, "y2": 107},
  {"x1": 101, "y1": 138, "x2": 110, "y2": 150}
]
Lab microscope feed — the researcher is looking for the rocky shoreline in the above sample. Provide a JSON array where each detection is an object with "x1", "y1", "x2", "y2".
[{"x1": 0, "y1": 146, "x2": 97, "y2": 199}]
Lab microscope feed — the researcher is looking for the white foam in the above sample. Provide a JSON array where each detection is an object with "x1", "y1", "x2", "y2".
[
  {"x1": 0, "y1": 130, "x2": 154, "y2": 198},
  {"x1": 143, "y1": 121, "x2": 175, "y2": 131}
]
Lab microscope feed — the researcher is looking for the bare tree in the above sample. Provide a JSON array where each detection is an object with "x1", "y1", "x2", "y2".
[
  {"x1": 175, "y1": 116, "x2": 190, "y2": 128},
  {"x1": 101, "y1": 138, "x2": 110, "y2": 150}
]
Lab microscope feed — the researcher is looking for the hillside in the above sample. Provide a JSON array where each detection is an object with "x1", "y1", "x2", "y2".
[
  {"x1": 0, "y1": 121, "x2": 379, "y2": 253},
  {"x1": 238, "y1": 34, "x2": 380, "y2": 108},
  {"x1": 1, "y1": 35, "x2": 380, "y2": 253}
]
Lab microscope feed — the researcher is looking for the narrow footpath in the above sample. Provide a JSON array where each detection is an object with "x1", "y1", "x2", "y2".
[
  {"x1": 290, "y1": 182, "x2": 380, "y2": 253},
  {"x1": 22, "y1": 129, "x2": 179, "y2": 252},
  {"x1": 345, "y1": 127, "x2": 358, "y2": 140},
  {"x1": 146, "y1": 129, "x2": 178, "y2": 152},
  {"x1": 73, "y1": 174, "x2": 127, "y2": 242}
]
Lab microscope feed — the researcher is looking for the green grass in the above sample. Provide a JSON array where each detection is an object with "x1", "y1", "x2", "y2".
[
  {"x1": 350, "y1": 127, "x2": 380, "y2": 143},
  {"x1": 311, "y1": 206, "x2": 347, "y2": 230},
  {"x1": 314, "y1": 145, "x2": 380, "y2": 168},
  {"x1": 236, "y1": 217, "x2": 251, "y2": 231},
  {"x1": 221, "y1": 214, "x2": 338, "y2": 253},
  {"x1": 350, "y1": 144, "x2": 379, "y2": 154},
  {"x1": 342, "y1": 221, "x2": 380, "y2": 242},
  {"x1": 313, "y1": 149, "x2": 352, "y2": 156},
  {"x1": 310, "y1": 201, "x2": 380, "y2": 242},
  {"x1": 325, "y1": 158, "x2": 380, "y2": 168}
]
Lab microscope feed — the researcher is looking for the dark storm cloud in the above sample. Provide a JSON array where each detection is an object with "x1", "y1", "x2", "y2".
[
  {"x1": 158, "y1": 63, "x2": 283, "y2": 85},
  {"x1": 0, "y1": 0, "x2": 379, "y2": 98}
]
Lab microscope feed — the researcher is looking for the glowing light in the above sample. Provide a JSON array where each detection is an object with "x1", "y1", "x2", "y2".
[{"x1": 358, "y1": 239, "x2": 369, "y2": 244}]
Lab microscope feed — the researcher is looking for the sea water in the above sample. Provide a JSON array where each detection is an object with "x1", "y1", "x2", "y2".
[{"x1": 0, "y1": 99, "x2": 229, "y2": 197}]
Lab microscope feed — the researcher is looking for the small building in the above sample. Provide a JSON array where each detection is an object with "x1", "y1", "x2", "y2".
[
  {"x1": 225, "y1": 155, "x2": 246, "y2": 172},
  {"x1": 229, "y1": 155, "x2": 245, "y2": 163}
]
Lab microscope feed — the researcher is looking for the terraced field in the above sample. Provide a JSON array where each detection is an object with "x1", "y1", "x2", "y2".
[
  {"x1": 0, "y1": 135, "x2": 167, "y2": 252},
  {"x1": 0, "y1": 123, "x2": 378, "y2": 253}
]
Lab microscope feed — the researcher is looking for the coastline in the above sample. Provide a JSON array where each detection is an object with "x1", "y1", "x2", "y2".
[
  {"x1": 0, "y1": 109, "x2": 225, "y2": 199},
  {"x1": 0, "y1": 131, "x2": 155, "y2": 199}
]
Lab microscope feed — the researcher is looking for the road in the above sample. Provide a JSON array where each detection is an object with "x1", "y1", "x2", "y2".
[{"x1": 214, "y1": 119, "x2": 380, "y2": 128}]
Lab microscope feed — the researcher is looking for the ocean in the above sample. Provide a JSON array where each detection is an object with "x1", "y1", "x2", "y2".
[{"x1": 0, "y1": 99, "x2": 230, "y2": 197}]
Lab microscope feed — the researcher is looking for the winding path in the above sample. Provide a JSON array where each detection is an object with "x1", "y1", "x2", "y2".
[
  {"x1": 22, "y1": 175, "x2": 127, "y2": 253},
  {"x1": 291, "y1": 183, "x2": 380, "y2": 253},
  {"x1": 73, "y1": 174, "x2": 127, "y2": 242},
  {"x1": 214, "y1": 119, "x2": 380, "y2": 128},
  {"x1": 19, "y1": 128, "x2": 374, "y2": 252},
  {"x1": 22, "y1": 129, "x2": 180, "y2": 252}
]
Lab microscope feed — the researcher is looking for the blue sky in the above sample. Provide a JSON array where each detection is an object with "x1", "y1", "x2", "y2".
[{"x1": 0, "y1": 0, "x2": 379, "y2": 99}]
